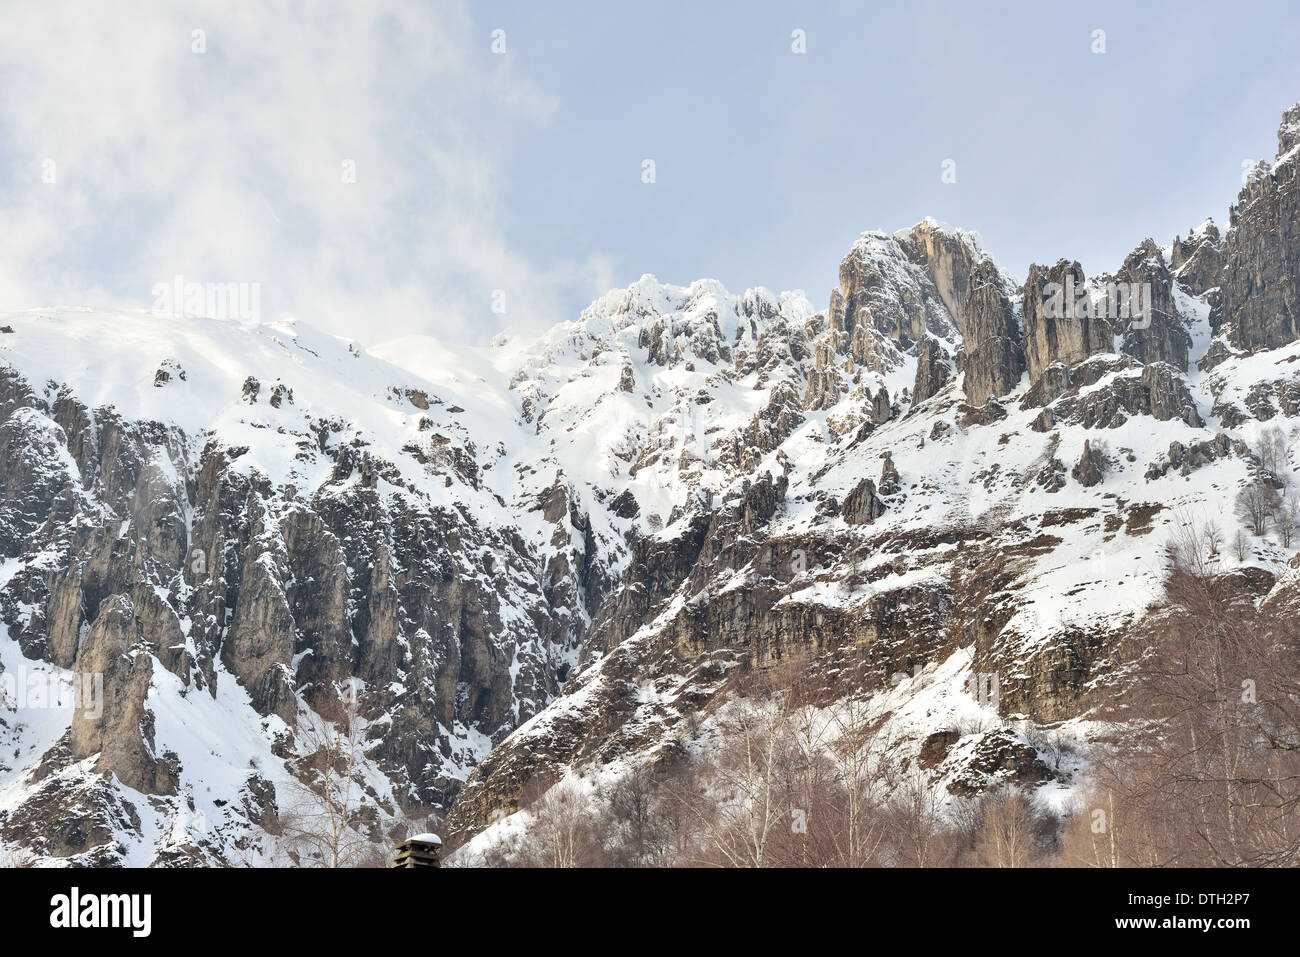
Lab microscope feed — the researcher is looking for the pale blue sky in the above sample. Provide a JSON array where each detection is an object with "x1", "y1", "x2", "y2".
[
  {"x1": 486, "y1": 0, "x2": 1300, "y2": 315},
  {"x1": 0, "y1": 1, "x2": 1297, "y2": 342}
]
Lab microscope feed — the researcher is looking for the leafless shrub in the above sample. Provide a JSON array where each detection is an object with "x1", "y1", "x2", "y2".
[
  {"x1": 1023, "y1": 726, "x2": 1074, "y2": 771},
  {"x1": 956, "y1": 714, "x2": 994, "y2": 737},
  {"x1": 1203, "y1": 520, "x2": 1224, "y2": 558},
  {"x1": 1234, "y1": 526, "x2": 1251, "y2": 561},
  {"x1": 1236, "y1": 481, "x2": 1280, "y2": 536},
  {"x1": 1276, "y1": 489, "x2": 1300, "y2": 547},
  {"x1": 1167, "y1": 510, "x2": 1225, "y2": 575}
]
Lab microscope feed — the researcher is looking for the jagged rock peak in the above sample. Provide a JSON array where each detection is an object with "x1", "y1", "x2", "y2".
[
  {"x1": 840, "y1": 218, "x2": 992, "y2": 333},
  {"x1": 521, "y1": 274, "x2": 817, "y2": 372},
  {"x1": 1277, "y1": 101, "x2": 1300, "y2": 156},
  {"x1": 824, "y1": 218, "x2": 1002, "y2": 382},
  {"x1": 1170, "y1": 217, "x2": 1222, "y2": 297},
  {"x1": 574, "y1": 275, "x2": 814, "y2": 333},
  {"x1": 1221, "y1": 103, "x2": 1300, "y2": 352}
]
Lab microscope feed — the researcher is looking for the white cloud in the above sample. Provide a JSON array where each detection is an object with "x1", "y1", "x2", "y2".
[{"x1": 0, "y1": 0, "x2": 609, "y2": 343}]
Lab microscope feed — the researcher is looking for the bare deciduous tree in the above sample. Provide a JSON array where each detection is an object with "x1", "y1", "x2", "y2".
[
  {"x1": 683, "y1": 697, "x2": 794, "y2": 868},
  {"x1": 1167, "y1": 512, "x2": 1222, "y2": 577},
  {"x1": 974, "y1": 790, "x2": 1036, "y2": 867},
  {"x1": 600, "y1": 763, "x2": 677, "y2": 866},
  {"x1": 824, "y1": 697, "x2": 890, "y2": 867},
  {"x1": 526, "y1": 778, "x2": 603, "y2": 868},
  {"x1": 888, "y1": 762, "x2": 945, "y2": 867},
  {"x1": 1234, "y1": 526, "x2": 1251, "y2": 561},
  {"x1": 1236, "y1": 481, "x2": 1280, "y2": 536},
  {"x1": 1203, "y1": 520, "x2": 1224, "y2": 558},
  {"x1": 1276, "y1": 490, "x2": 1300, "y2": 547},
  {"x1": 278, "y1": 683, "x2": 381, "y2": 868},
  {"x1": 1252, "y1": 426, "x2": 1291, "y2": 479},
  {"x1": 1087, "y1": 540, "x2": 1300, "y2": 867}
]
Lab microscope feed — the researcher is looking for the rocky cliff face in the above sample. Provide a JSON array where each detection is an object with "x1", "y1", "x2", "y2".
[
  {"x1": 912, "y1": 336, "x2": 954, "y2": 405},
  {"x1": 4, "y1": 103, "x2": 1300, "y2": 867},
  {"x1": 1113, "y1": 239, "x2": 1193, "y2": 371},
  {"x1": 960, "y1": 258, "x2": 1024, "y2": 405},
  {"x1": 0, "y1": 317, "x2": 601, "y2": 862},
  {"x1": 447, "y1": 104, "x2": 1300, "y2": 852},
  {"x1": 1021, "y1": 261, "x2": 1115, "y2": 383},
  {"x1": 1221, "y1": 103, "x2": 1300, "y2": 351}
]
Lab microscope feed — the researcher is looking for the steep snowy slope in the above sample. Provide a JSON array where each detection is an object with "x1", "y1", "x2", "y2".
[
  {"x1": 0, "y1": 309, "x2": 587, "y2": 863},
  {"x1": 0, "y1": 283, "x2": 818, "y2": 863}
]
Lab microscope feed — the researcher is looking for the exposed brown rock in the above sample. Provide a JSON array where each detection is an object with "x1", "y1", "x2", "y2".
[
  {"x1": 961, "y1": 259, "x2": 1024, "y2": 405},
  {"x1": 1021, "y1": 260, "x2": 1114, "y2": 385},
  {"x1": 841, "y1": 477, "x2": 885, "y2": 525},
  {"x1": 912, "y1": 336, "x2": 953, "y2": 405},
  {"x1": 1221, "y1": 104, "x2": 1300, "y2": 351}
]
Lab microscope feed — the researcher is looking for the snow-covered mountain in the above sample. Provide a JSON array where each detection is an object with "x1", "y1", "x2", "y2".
[{"x1": 2, "y1": 103, "x2": 1299, "y2": 866}]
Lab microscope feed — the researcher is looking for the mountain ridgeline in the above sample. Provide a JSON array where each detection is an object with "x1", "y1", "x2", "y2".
[{"x1": 0, "y1": 104, "x2": 1298, "y2": 865}]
